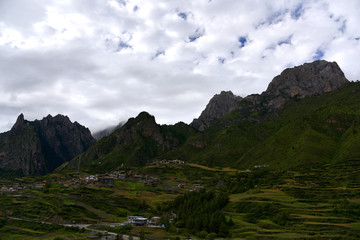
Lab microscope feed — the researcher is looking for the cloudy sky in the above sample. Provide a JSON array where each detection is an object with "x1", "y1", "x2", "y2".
[{"x1": 0, "y1": 0, "x2": 359, "y2": 133}]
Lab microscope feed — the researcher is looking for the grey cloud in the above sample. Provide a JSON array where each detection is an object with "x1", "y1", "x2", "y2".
[
  {"x1": 0, "y1": 0, "x2": 46, "y2": 32},
  {"x1": 0, "y1": 0, "x2": 359, "y2": 134}
]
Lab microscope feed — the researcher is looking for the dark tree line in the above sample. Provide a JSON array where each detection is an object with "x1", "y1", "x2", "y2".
[{"x1": 164, "y1": 189, "x2": 231, "y2": 237}]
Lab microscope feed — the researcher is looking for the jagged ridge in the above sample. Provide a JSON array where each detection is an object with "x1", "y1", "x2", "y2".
[
  {"x1": 191, "y1": 60, "x2": 349, "y2": 130},
  {"x1": 1, "y1": 60, "x2": 354, "y2": 175},
  {"x1": 0, "y1": 114, "x2": 95, "y2": 176},
  {"x1": 62, "y1": 59, "x2": 354, "y2": 172},
  {"x1": 64, "y1": 112, "x2": 197, "y2": 172}
]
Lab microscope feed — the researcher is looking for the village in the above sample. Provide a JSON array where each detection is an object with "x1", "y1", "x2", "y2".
[
  {"x1": 0, "y1": 159, "x2": 206, "y2": 229},
  {"x1": 0, "y1": 159, "x2": 250, "y2": 240},
  {"x1": 0, "y1": 159, "x2": 206, "y2": 194},
  {"x1": 0, "y1": 170, "x2": 157, "y2": 193},
  {"x1": 0, "y1": 161, "x2": 207, "y2": 240}
]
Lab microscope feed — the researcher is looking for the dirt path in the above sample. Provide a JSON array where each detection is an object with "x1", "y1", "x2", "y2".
[{"x1": 187, "y1": 163, "x2": 237, "y2": 172}]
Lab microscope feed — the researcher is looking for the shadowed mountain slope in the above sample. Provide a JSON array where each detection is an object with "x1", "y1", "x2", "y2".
[
  {"x1": 63, "y1": 112, "x2": 197, "y2": 172},
  {"x1": 0, "y1": 114, "x2": 95, "y2": 176}
]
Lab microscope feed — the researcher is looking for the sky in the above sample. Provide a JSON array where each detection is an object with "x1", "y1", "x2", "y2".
[{"x1": 0, "y1": 0, "x2": 359, "y2": 134}]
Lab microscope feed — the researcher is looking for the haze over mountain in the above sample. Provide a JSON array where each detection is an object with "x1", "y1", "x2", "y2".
[{"x1": 92, "y1": 122, "x2": 124, "y2": 141}]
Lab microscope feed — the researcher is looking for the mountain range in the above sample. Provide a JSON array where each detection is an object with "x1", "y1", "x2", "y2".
[{"x1": 1, "y1": 60, "x2": 359, "y2": 176}]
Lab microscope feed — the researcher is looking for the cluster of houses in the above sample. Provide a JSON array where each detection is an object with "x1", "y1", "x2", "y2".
[
  {"x1": 152, "y1": 159, "x2": 185, "y2": 165},
  {"x1": 191, "y1": 184, "x2": 204, "y2": 192},
  {"x1": 0, "y1": 170, "x2": 130, "y2": 193},
  {"x1": 127, "y1": 216, "x2": 162, "y2": 227},
  {"x1": 254, "y1": 164, "x2": 270, "y2": 168},
  {"x1": 53, "y1": 171, "x2": 159, "y2": 187},
  {"x1": 94, "y1": 171, "x2": 161, "y2": 187},
  {"x1": 0, "y1": 164, "x2": 207, "y2": 196},
  {"x1": 0, "y1": 182, "x2": 45, "y2": 193},
  {"x1": 60, "y1": 171, "x2": 129, "y2": 187}
]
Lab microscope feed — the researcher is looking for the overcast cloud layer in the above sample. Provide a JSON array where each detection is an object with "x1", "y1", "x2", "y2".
[{"x1": 0, "y1": 0, "x2": 359, "y2": 133}]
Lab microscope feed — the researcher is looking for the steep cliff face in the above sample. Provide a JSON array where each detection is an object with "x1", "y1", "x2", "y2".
[
  {"x1": 0, "y1": 114, "x2": 95, "y2": 175},
  {"x1": 191, "y1": 91, "x2": 243, "y2": 130},
  {"x1": 191, "y1": 60, "x2": 349, "y2": 130},
  {"x1": 263, "y1": 60, "x2": 348, "y2": 109},
  {"x1": 0, "y1": 114, "x2": 45, "y2": 175},
  {"x1": 35, "y1": 114, "x2": 95, "y2": 172}
]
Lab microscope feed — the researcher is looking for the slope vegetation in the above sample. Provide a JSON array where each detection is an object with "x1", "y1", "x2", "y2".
[{"x1": 64, "y1": 112, "x2": 197, "y2": 172}]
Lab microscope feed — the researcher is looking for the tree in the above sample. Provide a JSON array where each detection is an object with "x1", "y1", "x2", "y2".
[
  {"x1": 45, "y1": 178, "x2": 52, "y2": 189},
  {"x1": 140, "y1": 229, "x2": 145, "y2": 240},
  {"x1": 167, "y1": 190, "x2": 231, "y2": 234},
  {"x1": 206, "y1": 233, "x2": 217, "y2": 240},
  {"x1": 228, "y1": 217, "x2": 234, "y2": 226}
]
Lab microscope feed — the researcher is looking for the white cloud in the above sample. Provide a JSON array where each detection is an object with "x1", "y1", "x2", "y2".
[{"x1": 0, "y1": 0, "x2": 359, "y2": 133}]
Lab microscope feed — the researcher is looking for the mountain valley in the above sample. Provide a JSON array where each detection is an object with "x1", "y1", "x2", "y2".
[{"x1": 1, "y1": 60, "x2": 360, "y2": 239}]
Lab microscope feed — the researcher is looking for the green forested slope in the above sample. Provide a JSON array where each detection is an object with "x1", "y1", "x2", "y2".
[
  {"x1": 236, "y1": 82, "x2": 360, "y2": 169},
  {"x1": 61, "y1": 82, "x2": 360, "y2": 173},
  {"x1": 62, "y1": 112, "x2": 197, "y2": 173}
]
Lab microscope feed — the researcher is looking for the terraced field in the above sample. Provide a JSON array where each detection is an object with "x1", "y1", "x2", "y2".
[
  {"x1": 1, "y1": 162, "x2": 360, "y2": 239},
  {"x1": 226, "y1": 161, "x2": 360, "y2": 239}
]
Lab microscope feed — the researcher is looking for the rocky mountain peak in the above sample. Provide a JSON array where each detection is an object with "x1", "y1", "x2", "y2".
[
  {"x1": 191, "y1": 60, "x2": 349, "y2": 131},
  {"x1": 136, "y1": 111, "x2": 156, "y2": 121},
  {"x1": 191, "y1": 91, "x2": 243, "y2": 130},
  {"x1": 35, "y1": 114, "x2": 95, "y2": 172},
  {"x1": 263, "y1": 60, "x2": 349, "y2": 109},
  {"x1": 65, "y1": 110, "x2": 198, "y2": 171},
  {"x1": 11, "y1": 113, "x2": 26, "y2": 130},
  {"x1": 119, "y1": 111, "x2": 163, "y2": 145},
  {"x1": 0, "y1": 114, "x2": 95, "y2": 175},
  {"x1": 40, "y1": 114, "x2": 71, "y2": 126}
]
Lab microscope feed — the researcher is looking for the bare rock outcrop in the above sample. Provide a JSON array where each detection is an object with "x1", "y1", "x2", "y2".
[
  {"x1": 191, "y1": 60, "x2": 349, "y2": 130},
  {"x1": 263, "y1": 60, "x2": 348, "y2": 109},
  {"x1": 191, "y1": 91, "x2": 243, "y2": 130},
  {"x1": 0, "y1": 114, "x2": 95, "y2": 175}
]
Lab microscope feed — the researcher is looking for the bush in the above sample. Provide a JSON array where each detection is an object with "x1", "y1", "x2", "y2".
[
  {"x1": 198, "y1": 230, "x2": 208, "y2": 238},
  {"x1": 228, "y1": 217, "x2": 234, "y2": 226},
  {"x1": 0, "y1": 219, "x2": 6, "y2": 228},
  {"x1": 272, "y1": 211, "x2": 291, "y2": 226},
  {"x1": 206, "y1": 232, "x2": 217, "y2": 240}
]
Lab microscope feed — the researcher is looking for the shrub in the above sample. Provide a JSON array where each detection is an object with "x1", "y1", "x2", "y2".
[
  {"x1": 198, "y1": 230, "x2": 208, "y2": 238},
  {"x1": 206, "y1": 232, "x2": 217, "y2": 240},
  {"x1": 272, "y1": 211, "x2": 291, "y2": 226}
]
